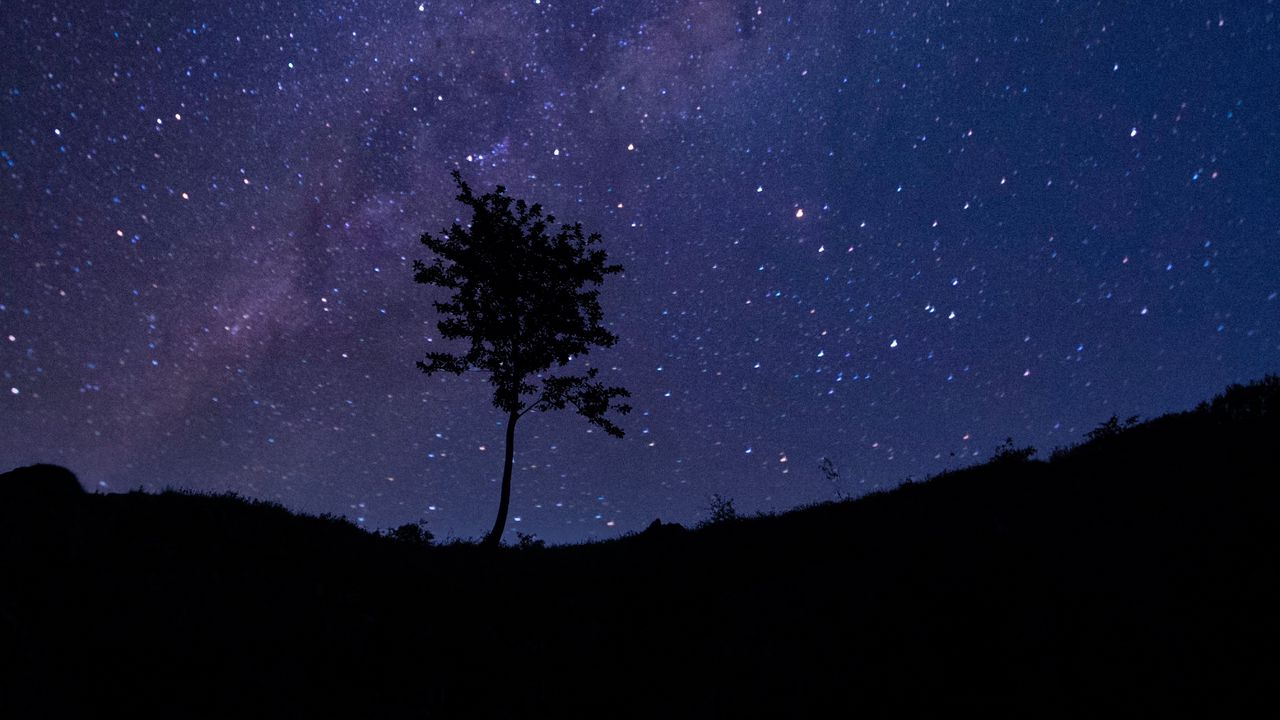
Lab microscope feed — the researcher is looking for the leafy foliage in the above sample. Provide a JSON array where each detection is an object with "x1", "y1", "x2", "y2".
[
  {"x1": 514, "y1": 531, "x2": 546, "y2": 551},
  {"x1": 413, "y1": 171, "x2": 631, "y2": 435},
  {"x1": 384, "y1": 519, "x2": 434, "y2": 548},
  {"x1": 702, "y1": 493, "x2": 738, "y2": 525},
  {"x1": 991, "y1": 437, "x2": 1037, "y2": 464},
  {"x1": 1199, "y1": 374, "x2": 1280, "y2": 422},
  {"x1": 1085, "y1": 414, "x2": 1142, "y2": 442}
]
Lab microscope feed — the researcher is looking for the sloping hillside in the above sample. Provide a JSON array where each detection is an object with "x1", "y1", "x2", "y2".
[{"x1": 2, "y1": 377, "x2": 1277, "y2": 716}]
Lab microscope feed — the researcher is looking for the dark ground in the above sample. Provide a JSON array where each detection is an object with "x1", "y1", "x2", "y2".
[{"x1": 2, "y1": 377, "x2": 1277, "y2": 717}]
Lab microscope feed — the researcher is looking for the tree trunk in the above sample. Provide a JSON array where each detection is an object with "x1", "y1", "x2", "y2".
[{"x1": 482, "y1": 410, "x2": 519, "y2": 548}]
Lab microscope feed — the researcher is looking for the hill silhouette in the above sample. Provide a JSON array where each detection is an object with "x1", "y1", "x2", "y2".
[{"x1": 2, "y1": 377, "x2": 1277, "y2": 716}]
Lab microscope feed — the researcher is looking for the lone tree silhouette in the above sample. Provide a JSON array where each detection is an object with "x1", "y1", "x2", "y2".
[{"x1": 414, "y1": 171, "x2": 631, "y2": 547}]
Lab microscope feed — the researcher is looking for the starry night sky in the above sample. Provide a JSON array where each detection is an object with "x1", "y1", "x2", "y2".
[{"x1": 2, "y1": 1, "x2": 1277, "y2": 543}]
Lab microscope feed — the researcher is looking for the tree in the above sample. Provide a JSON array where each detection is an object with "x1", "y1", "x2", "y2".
[{"x1": 413, "y1": 171, "x2": 632, "y2": 548}]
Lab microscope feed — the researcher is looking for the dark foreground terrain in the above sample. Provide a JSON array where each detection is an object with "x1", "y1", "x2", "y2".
[{"x1": 2, "y1": 378, "x2": 1278, "y2": 717}]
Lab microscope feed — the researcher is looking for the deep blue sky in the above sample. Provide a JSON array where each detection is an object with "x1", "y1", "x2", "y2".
[{"x1": 2, "y1": 1, "x2": 1277, "y2": 543}]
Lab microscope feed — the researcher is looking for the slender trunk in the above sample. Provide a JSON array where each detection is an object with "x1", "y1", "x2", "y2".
[{"x1": 482, "y1": 409, "x2": 519, "y2": 548}]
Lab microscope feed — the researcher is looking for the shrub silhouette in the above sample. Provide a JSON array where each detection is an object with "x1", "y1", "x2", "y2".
[
  {"x1": 641, "y1": 517, "x2": 686, "y2": 539},
  {"x1": 1085, "y1": 414, "x2": 1141, "y2": 442},
  {"x1": 0, "y1": 463, "x2": 84, "y2": 502},
  {"x1": 385, "y1": 520, "x2": 434, "y2": 548},
  {"x1": 413, "y1": 171, "x2": 631, "y2": 547},
  {"x1": 990, "y1": 437, "x2": 1036, "y2": 464},
  {"x1": 514, "y1": 531, "x2": 545, "y2": 551},
  {"x1": 702, "y1": 493, "x2": 738, "y2": 525},
  {"x1": 1199, "y1": 373, "x2": 1280, "y2": 421}
]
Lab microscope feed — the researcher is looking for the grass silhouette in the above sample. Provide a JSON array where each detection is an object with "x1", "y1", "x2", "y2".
[{"x1": 2, "y1": 376, "x2": 1277, "y2": 716}]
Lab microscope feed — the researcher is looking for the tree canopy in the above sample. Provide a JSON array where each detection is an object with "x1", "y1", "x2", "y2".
[{"x1": 413, "y1": 171, "x2": 631, "y2": 545}]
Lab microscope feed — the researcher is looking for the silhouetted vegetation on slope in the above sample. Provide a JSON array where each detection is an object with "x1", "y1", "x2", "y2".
[{"x1": 2, "y1": 377, "x2": 1277, "y2": 716}]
